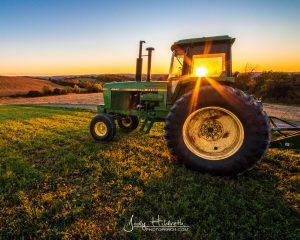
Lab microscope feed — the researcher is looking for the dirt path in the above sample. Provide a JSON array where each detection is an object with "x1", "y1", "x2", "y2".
[
  {"x1": 1, "y1": 93, "x2": 299, "y2": 120},
  {"x1": 0, "y1": 93, "x2": 103, "y2": 105},
  {"x1": 263, "y1": 103, "x2": 300, "y2": 120}
]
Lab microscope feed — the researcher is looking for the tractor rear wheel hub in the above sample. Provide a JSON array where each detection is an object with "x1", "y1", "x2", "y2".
[{"x1": 182, "y1": 107, "x2": 244, "y2": 160}]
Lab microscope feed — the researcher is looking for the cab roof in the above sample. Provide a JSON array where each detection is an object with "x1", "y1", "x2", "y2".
[{"x1": 171, "y1": 35, "x2": 235, "y2": 51}]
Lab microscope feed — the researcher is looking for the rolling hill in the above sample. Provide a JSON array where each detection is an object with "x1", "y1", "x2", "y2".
[{"x1": 0, "y1": 76, "x2": 62, "y2": 97}]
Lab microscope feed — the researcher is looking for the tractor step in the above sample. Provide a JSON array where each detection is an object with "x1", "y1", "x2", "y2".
[{"x1": 139, "y1": 118, "x2": 155, "y2": 134}]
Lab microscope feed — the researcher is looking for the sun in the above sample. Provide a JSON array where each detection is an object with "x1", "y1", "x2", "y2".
[{"x1": 196, "y1": 66, "x2": 207, "y2": 77}]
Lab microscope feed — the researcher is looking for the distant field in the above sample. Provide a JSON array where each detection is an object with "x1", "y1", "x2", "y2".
[
  {"x1": 0, "y1": 76, "x2": 62, "y2": 97},
  {"x1": 0, "y1": 105, "x2": 299, "y2": 239}
]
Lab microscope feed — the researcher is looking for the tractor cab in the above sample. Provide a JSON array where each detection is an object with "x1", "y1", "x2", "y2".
[
  {"x1": 100, "y1": 36, "x2": 237, "y2": 117},
  {"x1": 168, "y1": 35, "x2": 235, "y2": 81}
]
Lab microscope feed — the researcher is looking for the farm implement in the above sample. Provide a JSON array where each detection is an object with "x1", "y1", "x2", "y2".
[
  {"x1": 269, "y1": 117, "x2": 300, "y2": 149},
  {"x1": 90, "y1": 36, "x2": 300, "y2": 176}
]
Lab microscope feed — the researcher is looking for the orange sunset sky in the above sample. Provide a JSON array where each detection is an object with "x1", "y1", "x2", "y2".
[{"x1": 1, "y1": 0, "x2": 299, "y2": 76}]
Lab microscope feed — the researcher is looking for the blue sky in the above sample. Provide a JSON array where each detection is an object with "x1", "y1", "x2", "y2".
[{"x1": 0, "y1": 0, "x2": 299, "y2": 75}]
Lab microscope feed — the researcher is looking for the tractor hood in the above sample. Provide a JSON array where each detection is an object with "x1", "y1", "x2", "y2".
[{"x1": 103, "y1": 81, "x2": 167, "y2": 92}]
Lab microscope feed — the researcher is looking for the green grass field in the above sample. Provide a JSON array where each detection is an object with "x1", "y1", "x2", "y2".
[{"x1": 0, "y1": 105, "x2": 299, "y2": 239}]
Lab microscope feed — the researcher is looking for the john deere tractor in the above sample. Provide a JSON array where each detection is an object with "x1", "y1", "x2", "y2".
[{"x1": 90, "y1": 36, "x2": 272, "y2": 176}]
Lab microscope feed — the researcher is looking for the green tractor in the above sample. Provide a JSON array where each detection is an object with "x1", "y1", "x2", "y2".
[{"x1": 89, "y1": 36, "x2": 282, "y2": 176}]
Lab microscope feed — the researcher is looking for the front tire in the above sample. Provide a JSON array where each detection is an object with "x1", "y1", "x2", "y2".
[
  {"x1": 165, "y1": 86, "x2": 271, "y2": 176},
  {"x1": 117, "y1": 115, "x2": 139, "y2": 131},
  {"x1": 90, "y1": 114, "x2": 116, "y2": 141}
]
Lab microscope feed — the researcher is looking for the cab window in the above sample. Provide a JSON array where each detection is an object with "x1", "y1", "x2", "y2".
[
  {"x1": 169, "y1": 51, "x2": 184, "y2": 78},
  {"x1": 191, "y1": 53, "x2": 225, "y2": 77}
]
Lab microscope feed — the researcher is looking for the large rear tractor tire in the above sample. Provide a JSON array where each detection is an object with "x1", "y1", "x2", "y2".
[
  {"x1": 165, "y1": 86, "x2": 271, "y2": 176},
  {"x1": 117, "y1": 115, "x2": 139, "y2": 131},
  {"x1": 90, "y1": 114, "x2": 116, "y2": 141}
]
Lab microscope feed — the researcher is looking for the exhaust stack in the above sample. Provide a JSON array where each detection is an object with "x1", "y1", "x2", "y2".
[
  {"x1": 146, "y1": 47, "x2": 155, "y2": 82},
  {"x1": 135, "y1": 40, "x2": 145, "y2": 82}
]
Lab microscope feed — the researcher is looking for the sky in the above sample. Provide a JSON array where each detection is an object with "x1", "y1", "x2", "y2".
[{"x1": 0, "y1": 0, "x2": 300, "y2": 76}]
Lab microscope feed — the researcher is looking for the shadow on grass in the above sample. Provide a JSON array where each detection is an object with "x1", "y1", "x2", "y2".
[{"x1": 117, "y1": 155, "x2": 300, "y2": 240}]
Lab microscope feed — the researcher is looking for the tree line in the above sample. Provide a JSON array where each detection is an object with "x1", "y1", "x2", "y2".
[{"x1": 234, "y1": 71, "x2": 300, "y2": 104}]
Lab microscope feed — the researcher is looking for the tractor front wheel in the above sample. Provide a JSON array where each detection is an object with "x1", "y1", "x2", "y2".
[
  {"x1": 118, "y1": 115, "x2": 139, "y2": 131},
  {"x1": 165, "y1": 86, "x2": 271, "y2": 176},
  {"x1": 90, "y1": 114, "x2": 116, "y2": 141}
]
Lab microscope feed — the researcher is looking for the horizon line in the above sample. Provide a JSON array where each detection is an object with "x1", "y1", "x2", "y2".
[{"x1": 1, "y1": 70, "x2": 300, "y2": 78}]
